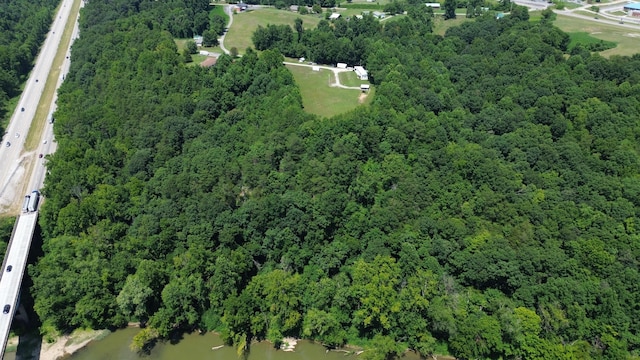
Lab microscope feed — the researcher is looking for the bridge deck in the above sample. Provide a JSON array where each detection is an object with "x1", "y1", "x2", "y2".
[{"x1": 0, "y1": 212, "x2": 38, "y2": 358}]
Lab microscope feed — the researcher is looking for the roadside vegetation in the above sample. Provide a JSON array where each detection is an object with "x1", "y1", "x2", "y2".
[
  {"x1": 21, "y1": 0, "x2": 640, "y2": 359},
  {"x1": 0, "y1": 0, "x2": 60, "y2": 136},
  {"x1": 0, "y1": 216, "x2": 16, "y2": 265}
]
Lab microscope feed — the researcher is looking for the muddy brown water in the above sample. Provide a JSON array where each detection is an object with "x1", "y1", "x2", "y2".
[{"x1": 61, "y1": 328, "x2": 423, "y2": 360}]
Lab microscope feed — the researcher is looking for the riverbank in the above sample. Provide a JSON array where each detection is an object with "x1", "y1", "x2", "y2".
[
  {"x1": 5, "y1": 328, "x2": 110, "y2": 360},
  {"x1": 6, "y1": 328, "x2": 454, "y2": 360},
  {"x1": 40, "y1": 329, "x2": 111, "y2": 360}
]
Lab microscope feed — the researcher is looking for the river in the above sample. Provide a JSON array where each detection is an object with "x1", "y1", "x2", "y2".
[{"x1": 63, "y1": 328, "x2": 422, "y2": 360}]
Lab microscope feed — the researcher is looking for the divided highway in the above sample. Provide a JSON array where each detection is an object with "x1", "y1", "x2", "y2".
[
  {"x1": 0, "y1": 0, "x2": 79, "y2": 212},
  {"x1": 0, "y1": 0, "x2": 82, "y2": 357}
]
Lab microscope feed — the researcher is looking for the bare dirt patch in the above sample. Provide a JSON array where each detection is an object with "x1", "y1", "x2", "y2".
[
  {"x1": 358, "y1": 92, "x2": 369, "y2": 103},
  {"x1": 39, "y1": 329, "x2": 110, "y2": 360}
]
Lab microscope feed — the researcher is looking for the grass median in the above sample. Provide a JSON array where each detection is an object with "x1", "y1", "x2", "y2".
[{"x1": 24, "y1": 0, "x2": 82, "y2": 151}]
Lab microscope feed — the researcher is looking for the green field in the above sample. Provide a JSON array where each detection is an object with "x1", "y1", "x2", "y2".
[
  {"x1": 338, "y1": 70, "x2": 367, "y2": 87},
  {"x1": 432, "y1": 15, "x2": 471, "y2": 36},
  {"x1": 210, "y1": 4, "x2": 229, "y2": 22},
  {"x1": 225, "y1": 8, "x2": 322, "y2": 54},
  {"x1": 554, "y1": 14, "x2": 640, "y2": 57},
  {"x1": 567, "y1": 31, "x2": 616, "y2": 52},
  {"x1": 286, "y1": 65, "x2": 373, "y2": 118}
]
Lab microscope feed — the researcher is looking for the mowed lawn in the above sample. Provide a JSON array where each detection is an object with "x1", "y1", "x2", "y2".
[
  {"x1": 286, "y1": 65, "x2": 372, "y2": 118},
  {"x1": 225, "y1": 8, "x2": 322, "y2": 54},
  {"x1": 554, "y1": 14, "x2": 640, "y2": 57}
]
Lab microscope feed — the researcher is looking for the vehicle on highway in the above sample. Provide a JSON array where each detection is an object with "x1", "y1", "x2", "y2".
[
  {"x1": 6, "y1": 265, "x2": 11, "y2": 272},
  {"x1": 22, "y1": 195, "x2": 30, "y2": 212},
  {"x1": 48, "y1": 113, "x2": 55, "y2": 124},
  {"x1": 5, "y1": 142, "x2": 10, "y2": 147},
  {"x1": 39, "y1": 153, "x2": 43, "y2": 158},
  {"x1": 21, "y1": 107, "x2": 24, "y2": 112},
  {"x1": 3, "y1": 305, "x2": 9, "y2": 314},
  {"x1": 15, "y1": 133, "x2": 19, "y2": 138},
  {"x1": 43, "y1": 140, "x2": 48, "y2": 144},
  {"x1": 27, "y1": 190, "x2": 40, "y2": 212}
]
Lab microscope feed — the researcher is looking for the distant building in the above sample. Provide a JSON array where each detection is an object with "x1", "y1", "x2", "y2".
[
  {"x1": 329, "y1": 13, "x2": 341, "y2": 20},
  {"x1": 372, "y1": 11, "x2": 386, "y2": 19},
  {"x1": 290, "y1": 5, "x2": 299, "y2": 12},
  {"x1": 425, "y1": 2, "x2": 441, "y2": 8},
  {"x1": 624, "y1": 2, "x2": 640, "y2": 15},
  {"x1": 236, "y1": 2, "x2": 248, "y2": 11},
  {"x1": 354, "y1": 66, "x2": 368, "y2": 80},
  {"x1": 193, "y1": 35, "x2": 203, "y2": 46},
  {"x1": 360, "y1": 84, "x2": 370, "y2": 91},
  {"x1": 337, "y1": 62, "x2": 348, "y2": 69}
]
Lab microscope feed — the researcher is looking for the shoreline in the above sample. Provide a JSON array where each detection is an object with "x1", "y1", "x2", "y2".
[
  {"x1": 38, "y1": 329, "x2": 111, "y2": 360},
  {"x1": 7, "y1": 328, "x2": 455, "y2": 360}
]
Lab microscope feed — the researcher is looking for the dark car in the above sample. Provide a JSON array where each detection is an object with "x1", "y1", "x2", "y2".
[
  {"x1": 38, "y1": 153, "x2": 43, "y2": 158},
  {"x1": 21, "y1": 107, "x2": 24, "y2": 112},
  {"x1": 6, "y1": 265, "x2": 11, "y2": 272},
  {"x1": 3, "y1": 305, "x2": 9, "y2": 314}
]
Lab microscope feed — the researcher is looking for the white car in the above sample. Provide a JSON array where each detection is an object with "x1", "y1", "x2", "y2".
[
  {"x1": 43, "y1": 140, "x2": 48, "y2": 144},
  {"x1": 15, "y1": 133, "x2": 19, "y2": 138}
]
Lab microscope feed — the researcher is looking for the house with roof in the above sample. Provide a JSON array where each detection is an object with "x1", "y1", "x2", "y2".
[
  {"x1": 354, "y1": 66, "x2": 368, "y2": 80},
  {"x1": 624, "y1": 2, "x2": 640, "y2": 15},
  {"x1": 329, "y1": 13, "x2": 341, "y2": 20}
]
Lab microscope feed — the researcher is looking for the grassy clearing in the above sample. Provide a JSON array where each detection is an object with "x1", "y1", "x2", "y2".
[
  {"x1": 338, "y1": 70, "x2": 367, "y2": 87},
  {"x1": 567, "y1": 31, "x2": 616, "y2": 51},
  {"x1": 432, "y1": 16, "x2": 471, "y2": 36},
  {"x1": 557, "y1": 2, "x2": 582, "y2": 9},
  {"x1": 225, "y1": 8, "x2": 322, "y2": 54},
  {"x1": 554, "y1": 14, "x2": 640, "y2": 57},
  {"x1": 24, "y1": 0, "x2": 81, "y2": 152},
  {"x1": 210, "y1": 4, "x2": 229, "y2": 22},
  {"x1": 286, "y1": 65, "x2": 371, "y2": 118}
]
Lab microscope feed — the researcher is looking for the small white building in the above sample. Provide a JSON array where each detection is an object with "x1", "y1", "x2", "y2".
[
  {"x1": 337, "y1": 62, "x2": 348, "y2": 69},
  {"x1": 425, "y1": 2, "x2": 441, "y2": 8},
  {"x1": 329, "y1": 13, "x2": 341, "y2": 20},
  {"x1": 372, "y1": 11, "x2": 386, "y2": 19},
  {"x1": 193, "y1": 35, "x2": 203, "y2": 46},
  {"x1": 354, "y1": 66, "x2": 368, "y2": 80},
  {"x1": 360, "y1": 84, "x2": 370, "y2": 91}
]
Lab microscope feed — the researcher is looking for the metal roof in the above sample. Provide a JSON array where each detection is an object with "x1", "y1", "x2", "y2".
[{"x1": 624, "y1": 2, "x2": 640, "y2": 10}]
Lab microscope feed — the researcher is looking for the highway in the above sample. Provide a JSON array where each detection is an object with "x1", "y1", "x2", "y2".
[
  {"x1": 0, "y1": 0, "x2": 82, "y2": 357},
  {"x1": 0, "y1": 213, "x2": 38, "y2": 358},
  {"x1": 0, "y1": 0, "x2": 78, "y2": 214}
]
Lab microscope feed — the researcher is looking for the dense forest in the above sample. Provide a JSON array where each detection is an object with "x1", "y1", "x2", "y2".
[
  {"x1": 27, "y1": 0, "x2": 640, "y2": 358},
  {"x1": 0, "y1": 0, "x2": 58, "y2": 134}
]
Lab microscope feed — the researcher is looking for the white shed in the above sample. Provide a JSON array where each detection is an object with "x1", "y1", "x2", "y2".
[{"x1": 354, "y1": 66, "x2": 368, "y2": 80}]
